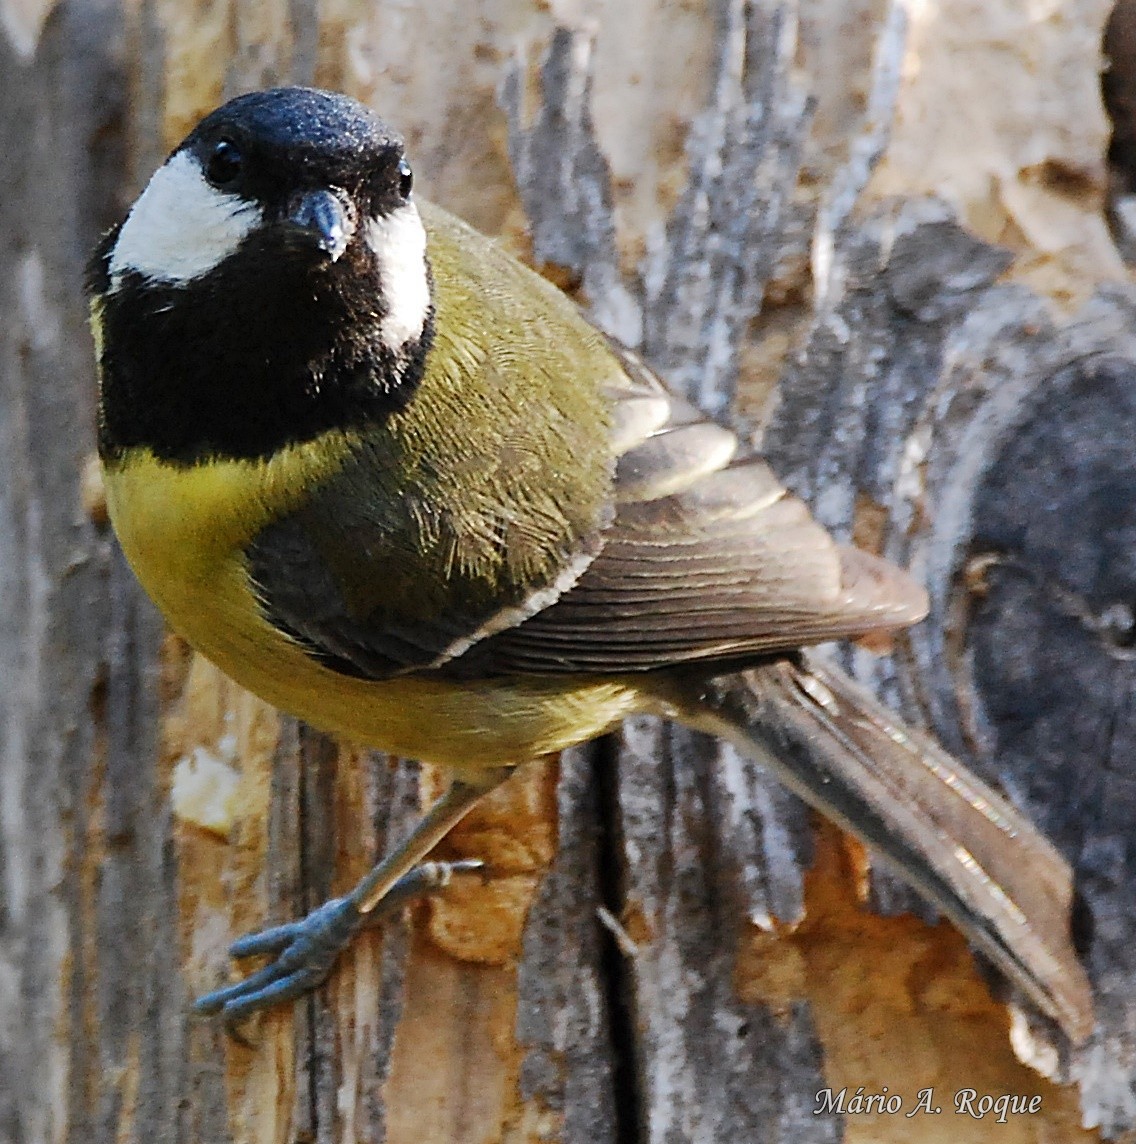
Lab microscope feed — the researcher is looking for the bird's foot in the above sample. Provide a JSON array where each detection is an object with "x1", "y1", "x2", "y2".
[{"x1": 195, "y1": 858, "x2": 482, "y2": 1026}]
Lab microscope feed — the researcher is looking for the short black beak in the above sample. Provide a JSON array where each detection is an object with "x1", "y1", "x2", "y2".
[{"x1": 285, "y1": 189, "x2": 354, "y2": 261}]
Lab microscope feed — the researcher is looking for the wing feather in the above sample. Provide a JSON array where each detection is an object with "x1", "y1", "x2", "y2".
[
  {"x1": 446, "y1": 346, "x2": 927, "y2": 677},
  {"x1": 251, "y1": 318, "x2": 927, "y2": 681}
]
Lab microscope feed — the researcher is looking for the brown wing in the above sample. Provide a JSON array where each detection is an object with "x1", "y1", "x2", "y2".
[{"x1": 447, "y1": 346, "x2": 927, "y2": 677}]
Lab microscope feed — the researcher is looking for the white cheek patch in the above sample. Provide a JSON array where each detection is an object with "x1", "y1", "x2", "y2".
[
  {"x1": 364, "y1": 202, "x2": 431, "y2": 351},
  {"x1": 109, "y1": 151, "x2": 261, "y2": 287}
]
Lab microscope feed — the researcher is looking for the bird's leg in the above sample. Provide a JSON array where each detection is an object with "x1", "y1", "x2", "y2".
[{"x1": 195, "y1": 766, "x2": 516, "y2": 1024}]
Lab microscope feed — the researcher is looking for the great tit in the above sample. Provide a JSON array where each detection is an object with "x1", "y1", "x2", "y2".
[{"x1": 88, "y1": 87, "x2": 1092, "y2": 1039}]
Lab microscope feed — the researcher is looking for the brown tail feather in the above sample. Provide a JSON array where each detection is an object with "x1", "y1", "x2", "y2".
[{"x1": 667, "y1": 652, "x2": 1094, "y2": 1043}]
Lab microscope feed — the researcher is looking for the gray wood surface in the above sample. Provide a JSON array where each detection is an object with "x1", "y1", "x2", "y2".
[
  {"x1": 0, "y1": 3, "x2": 178, "y2": 1139},
  {"x1": 0, "y1": 0, "x2": 1129, "y2": 1139}
]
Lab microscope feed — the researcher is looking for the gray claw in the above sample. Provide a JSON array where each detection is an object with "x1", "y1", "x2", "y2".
[
  {"x1": 194, "y1": 895, "x2": 361, "y2": 1019},
  {"x1": 376, "y1": 858, "x2": 486, "y2": 912},
  {"x1": 229, "y1": 920, "x2": 304, "y2": 958},
  {"x1": 195, "y1": 860, "x2": 486, "y2": 1022}
]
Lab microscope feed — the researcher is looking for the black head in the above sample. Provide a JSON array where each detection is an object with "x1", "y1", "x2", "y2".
[
  {"x1": 182, "y1": 88, "x2": 414, "y2": 236},
  {"x1": 91, "y1": 87, "x2": 433, "y2": 465}
]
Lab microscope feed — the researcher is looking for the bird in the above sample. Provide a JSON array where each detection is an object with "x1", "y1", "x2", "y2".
[{"x1": 87, "y1": 86, "x2": 1092, "y2": 1039}]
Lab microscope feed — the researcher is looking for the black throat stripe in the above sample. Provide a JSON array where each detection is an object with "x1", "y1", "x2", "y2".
[{"x1": 94, "y1": 232, "x2": 434, "y2": 465}]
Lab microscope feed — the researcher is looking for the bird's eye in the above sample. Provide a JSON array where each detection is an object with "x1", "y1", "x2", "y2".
[
  {"x1": 205, "y1": 139, "x2": 243, "y2": 188},
  {"x1": 397, "y1": 158, "x2": 413, "y2": 199}
]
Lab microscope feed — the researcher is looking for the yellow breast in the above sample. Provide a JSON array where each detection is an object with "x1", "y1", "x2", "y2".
[{"x1": 102, "y1": 446, "x2": 643, "y2": 773}]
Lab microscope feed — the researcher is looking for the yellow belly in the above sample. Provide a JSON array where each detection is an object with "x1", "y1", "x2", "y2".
[{"x1": 103, "y1": 447, "x2": 644, "y2": 773}]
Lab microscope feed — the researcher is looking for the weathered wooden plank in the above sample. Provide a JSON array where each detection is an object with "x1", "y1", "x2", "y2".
[
  {"x1": 0, "y1": 4, "x2": 181, "y2": 1142},
  {"x1": 513, "y1": 746, "x2": 619, "y2": 1142}
]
